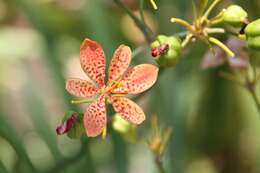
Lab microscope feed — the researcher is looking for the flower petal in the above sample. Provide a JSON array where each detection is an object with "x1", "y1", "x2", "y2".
[
  {"x1": 84, "y1": 95, "x2": 106, "y2": 137},
  {"x1": 80, "y1": 39, "x2": 106, "y2": 87},
  {"x1": 108, "y1": 45, "x2": 132, "y2": 82},
  {"x1": 112, "y1": 64, "x2": 159, "y2": 94},
  {"x1": 111, "y1": 96, "x2": 145, "y2": 124},
  {"x1": 66, "y1": 78, "x2": 98, "y2": 98}
]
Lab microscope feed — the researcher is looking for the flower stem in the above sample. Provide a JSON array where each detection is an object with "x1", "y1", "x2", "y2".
[
  {"x1": 140, "y1": 0, "x2": 146, "y2": 24},
  {"x1": 202, "y1": 0, "x2": 221, "y2": 19},
  {"x1": 246, "y1": 65, "x2": 260, "y2": 114},
  {"x1": 113, "y1": 0, "x2": 154, "y2": 42},
  {"x1": 209, "y1": 9, "x2": 225, "y2": 25},
  {"x1": 155, "y1": 156, "x2": 166, "y2": 173},
  {"x1": 248, "y1": 88, "x2": 260, "y2": 113}
]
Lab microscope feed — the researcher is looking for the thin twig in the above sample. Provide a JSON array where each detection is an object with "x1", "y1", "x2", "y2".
[
  {"x1": 155, "y1": 156, "x2": 166, "y2": 173},
  {"x1": 139, "y1": 0, "x2": 146, "y2": 25},
  {"x1": 113, "y1": 0, "x2": 154, "y2": 42},
  {"x1": 248, "y1": 88, "x2": 260, "y2": 113},
  {"x1": 202, "y1": 0, "x2": 220, "y2": 19}
]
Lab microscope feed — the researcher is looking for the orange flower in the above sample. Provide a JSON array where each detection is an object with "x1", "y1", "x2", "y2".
[{"x1": 66, "y1": 39, "x2": 159, "y2": 137}]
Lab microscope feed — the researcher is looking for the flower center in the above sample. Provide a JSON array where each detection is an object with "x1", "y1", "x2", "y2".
[{"x1": 100, "y1": 80, "x2": 122, "y2": 95}]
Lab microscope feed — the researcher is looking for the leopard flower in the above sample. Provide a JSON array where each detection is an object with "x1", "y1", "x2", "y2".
[{"x1": 66, "y1": 39, "x2": 159, "y2": 137}]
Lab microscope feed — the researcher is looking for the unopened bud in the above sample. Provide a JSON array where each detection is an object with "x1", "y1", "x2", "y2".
[
  {"x1": 245, "y1": 19, "x2": 260, "y2": 37},
  {"x1": 223, "y1": 5, "x2": 248, "y2": 25},
  {"x1": 245, "y1": 19, "x2": 260, "y2": 50},
  {"x1": 56, "y1": 113, "x2": 78, "y2": 135},
  {"x1": 112, "y1": 114, "x2": 133, "y2": 134},
  {"x1": 150, "y1": 35, "x2": 182, "y2": 67}
]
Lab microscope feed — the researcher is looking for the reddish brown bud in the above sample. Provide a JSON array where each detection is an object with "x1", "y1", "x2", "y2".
[
  {"x1": 151, "y1": 44, "x2": 169, "y2": 57},
  {"x1": 56, "y1": 113, "x2": 78, "y2": 135}
]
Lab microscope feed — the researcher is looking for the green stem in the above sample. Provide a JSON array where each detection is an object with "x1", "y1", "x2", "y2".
[
  {"x1": 113, "y1": 0, "x2": 154, "y2": 42},
  {"x1": 139, "y1": 0, "x2": 146, "y2": 24},
  {"x1": 209, "y1": 9, "x2": 225, "y2": 25},
  {"x1": 202, "y1": 0, "x2": 220, "y2": 19},
  {"x1": 247, "y1": 65, "x2": 260, "y2": 114},
  {"x1": 248, "y1": 87, "x2": 260, "y2": 114},
  {"x1": 155, "y1": 156, "x2": 166, "y2": 173}
]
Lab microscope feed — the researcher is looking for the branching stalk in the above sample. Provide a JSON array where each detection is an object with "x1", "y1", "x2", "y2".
[
  {"x1": 113, "y1": 0, "x2": 154, "y2": 42},
  {"x1": 202, "y1": 0, "x2": 221, "y2": 19},
  {"x1": 155, "y1": 156, "x2": 166, "y2": 173},
  {"x1": 248, "y1": 88, "x2": 260, "y2": 113}
]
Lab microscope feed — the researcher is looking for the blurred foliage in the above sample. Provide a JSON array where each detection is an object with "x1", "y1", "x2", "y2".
[{"x1": 0, "y1": 0, "x2": 260, "y2": 173}]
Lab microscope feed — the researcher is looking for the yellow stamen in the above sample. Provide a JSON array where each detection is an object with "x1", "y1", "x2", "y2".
[
  {"x1": 102, "y1": 127, "x2": 107, "y2": 139},
  {"x1": 181, "y1": 33, "x2": 193, "y2": 48},
  {"x1": 208, "y1": 37, "x2": 235, "y2": 57},
  {"x1": 71, "y1": 99, "x2": 93, "y2": 104},
  {"x1": 170, "y1": 18, "x2": 194, "y2": 33},
  {"x1": 202, "y1": 0, "x2": 221, "y2": 19},
  {"x1": 150, "y1": 0, "x2": 158, "y2": 10},
  {"x1": 209, "y1": 9, "x2": 225, "y2": 25}
]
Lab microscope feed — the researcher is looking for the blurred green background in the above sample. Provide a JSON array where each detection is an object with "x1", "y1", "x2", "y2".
[{"x1": 0, "y1": 0, "x2": 260, "y2": 173}]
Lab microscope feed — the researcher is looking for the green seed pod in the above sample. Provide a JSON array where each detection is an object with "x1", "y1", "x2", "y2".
[
  {"x1": 245, "y1": 19, "x2": 260, "y2": 37},
  {"x1": 247, "y1": 36, "x2": 260, "y2": 50},
  {"x1": 223, "y1": 5, "x2": 248, "y2": 25},
  {"x1": 112, "y1": 114, "x2": 133, "y2": 134},
  {"x1": 150, "y1": 35, "x2": 182, "y2": 67},
  {"x1": 156, "y1": 49, "x2": 179, "y2": 67},
  {"x1": 157, "y1": 35, "x2": 168, "y2": 43},
  {"x1": 112, "y1": 114, "x2": 137, "y2": 142},
  {"x1": 150, "y1": 40, "x2": 160, "y2": 49},
  {"x1": 167, "y1": 37, "x2": 182, "y2": 53}
]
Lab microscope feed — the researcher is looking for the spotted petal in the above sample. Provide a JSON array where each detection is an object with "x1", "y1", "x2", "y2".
[
  {"x1": 80, "y1": 39, "x2": 106, "y2": 87},
  {"x1": 112, "y1": 64, "x2": 159, "y2": 94},
  {"x1": 108, "y1": 45, "x2": 132, "y2": 82},
  {"x1": 84, "y1": 95, "x2": 106, "y2": 137},
  {"x1": 66, "y1": 79, "x2": 98, "y2": 98},
  {"x1": 111, "y1": 96, "x2": 145, "y2": 124}
]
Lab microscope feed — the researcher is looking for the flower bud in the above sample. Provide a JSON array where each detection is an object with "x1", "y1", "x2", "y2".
[
  {"x1": 112, "y1": 114, "x2": 137, "y2": 142},
  {"x1": 112, "y1": 114, "x2": 133, "y2": 134},
  {"x1": 223, "y1": 5, "x2": 248, "y2": 25},
  {"x1": 150, "y1": 35, "x2": 182, "y2": 67},
  {"x1": 245, "y1": 19, "x2": 260, "y2": 50},
  {"x1": 245, "y1": 19, "x2": 260, "y2": 37},
  {"x1": 247, "y1": 36, "x2": 260, "y2": 50}
]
